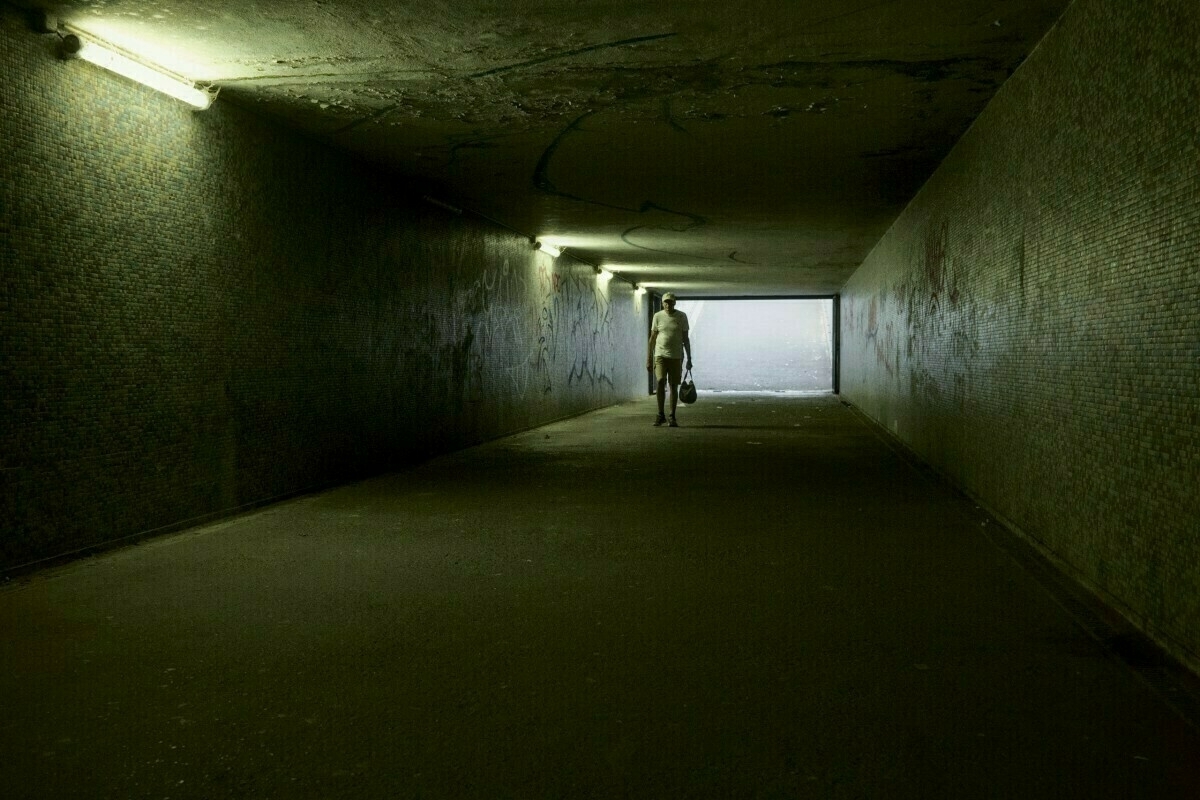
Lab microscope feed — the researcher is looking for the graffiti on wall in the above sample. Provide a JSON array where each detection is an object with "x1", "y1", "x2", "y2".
[
  {"x1": 412, "y1": 229, "x2": 625, "y2": 411},
  {"x1": 535, "y1": 262, "x2": 618, "y2": 392},
  {"x1": 847, "y1": 217, "x2": 984, "y2": 411}
]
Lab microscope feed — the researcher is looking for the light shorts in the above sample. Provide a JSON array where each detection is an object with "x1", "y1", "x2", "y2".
[{"x1": 654, "y1": 356, "x2": 683, "y2": 385}]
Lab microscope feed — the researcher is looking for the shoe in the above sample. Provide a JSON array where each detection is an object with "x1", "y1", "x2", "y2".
[
  {"x1": 668, "y1": 415, "x2": 679, "y2": 427},
  {"x1": 654, "y1": 414, "x2": 666, "y2": 426}
]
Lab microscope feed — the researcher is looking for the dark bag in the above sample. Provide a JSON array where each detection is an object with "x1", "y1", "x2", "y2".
[{"x1": 679, "y1": 369, "x2": 697, "y2": 404}]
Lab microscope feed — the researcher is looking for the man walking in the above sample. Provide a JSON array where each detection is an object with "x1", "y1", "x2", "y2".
[{"x1": 646, "y1": 292, "x2": 693, "y2": 427}]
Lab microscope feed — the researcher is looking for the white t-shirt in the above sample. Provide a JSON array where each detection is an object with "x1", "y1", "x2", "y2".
[{"x1": 651, "y1": 309, "x2": 690, "y2": 359}]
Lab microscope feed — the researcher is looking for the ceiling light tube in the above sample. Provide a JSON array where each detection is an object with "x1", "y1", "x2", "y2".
[
  {"x1": 61, "y1": 31, "x2": 215, "y2": 110},
  {"x1": 535, "y1": 242, "x2": 563, "y2": 259},
  {"x1": 423, "y1": 195, "x2": 463, "y2": 215},
  {"x1": 596, "y1": 268, "x2": 613, "y2": 283}
]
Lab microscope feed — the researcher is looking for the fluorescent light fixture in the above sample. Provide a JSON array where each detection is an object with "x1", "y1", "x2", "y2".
[
  {"x1": 596, "y1": 268, "x2": 614, "y2": 283},
  {"x1": 535, "y1": 242, "x2": 563, "y2": 259},
  {"x1": 635, "y1": 286, "x2": 646, "y2": 296},
  {"x1": 423, "y1": 195, "x2": 463, "y2": 215},
  {"x1": 61, "y1": 31, "x2": 215, "y2": 110},
  {"x1": 602, "y1": 264, "x2": 694, "y2": 274}
]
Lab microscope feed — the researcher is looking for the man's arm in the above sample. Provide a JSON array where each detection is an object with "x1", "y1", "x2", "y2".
[
  {"x1": 683, "y1": 332, "x2": 692, "y2": 370},
  {"x1": 646, "y1": 331, "x2": 658, "y2": 370}
]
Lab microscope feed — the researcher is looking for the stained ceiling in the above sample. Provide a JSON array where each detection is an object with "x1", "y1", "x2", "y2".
[{"x1": 25, "y1": 0, "x2": 1072, "y2": 295}]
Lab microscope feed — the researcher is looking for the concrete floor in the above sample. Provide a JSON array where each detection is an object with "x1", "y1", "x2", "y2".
[{"x1": 2, "y1": 394, "x2": 1197, "y2": 799}]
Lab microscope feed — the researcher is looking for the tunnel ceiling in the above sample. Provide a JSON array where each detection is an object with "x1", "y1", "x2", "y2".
[{"x1": 31, "y1": 0, "x2": 1071, "y2": 296}]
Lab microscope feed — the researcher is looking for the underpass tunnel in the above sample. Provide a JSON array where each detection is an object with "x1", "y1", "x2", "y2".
[{"x1": 2, "y1": 0, "x2": 1198, "y2": 796}]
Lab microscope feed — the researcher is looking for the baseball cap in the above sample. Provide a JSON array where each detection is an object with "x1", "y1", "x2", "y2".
[{"x1": 661, "y1": 291, "x2": 677, "y2": 302}]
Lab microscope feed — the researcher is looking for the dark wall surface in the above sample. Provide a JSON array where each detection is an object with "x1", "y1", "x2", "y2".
[
  {"x1": 0, "y1": 9, "x2": 646, "y2": 570},
  {"x1": 840, "y1": 0, "x2": 1200, "y2": 671}
]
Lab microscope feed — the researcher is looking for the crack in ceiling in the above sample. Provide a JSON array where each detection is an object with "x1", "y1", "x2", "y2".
[{"x1": 25, "y1": 0, "x2": 1074, "y2": 295}]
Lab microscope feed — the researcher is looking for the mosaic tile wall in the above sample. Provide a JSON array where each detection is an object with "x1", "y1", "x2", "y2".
[
  {"x1": 840, "y1": 0, "x2": 1200, "y2": 670},
  {"x1": 0, "y1": 9, "x2": 648, "y2": 570}
]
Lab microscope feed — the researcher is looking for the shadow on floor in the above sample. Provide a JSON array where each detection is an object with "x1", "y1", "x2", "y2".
[{"x1": 1, "y1": 394, "x2": 1197, "y2": 799}]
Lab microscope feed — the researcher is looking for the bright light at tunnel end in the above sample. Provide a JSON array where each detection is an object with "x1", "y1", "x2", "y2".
[{"x1": 61, "y1": 31, "x2": 216, "y2": 110}]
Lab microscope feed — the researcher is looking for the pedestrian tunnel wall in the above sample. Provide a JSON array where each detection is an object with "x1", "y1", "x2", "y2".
[
  {"x1": 838, "y1": 0, "x2": 1200, "y2": 674},
  {"x1": 0, "y1": 5, "x2": 648, "y2": 571}
]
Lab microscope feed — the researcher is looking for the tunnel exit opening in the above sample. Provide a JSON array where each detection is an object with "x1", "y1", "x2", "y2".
[{"x1": 674, "y1": 298, "x2": 837, "y2": 393}]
